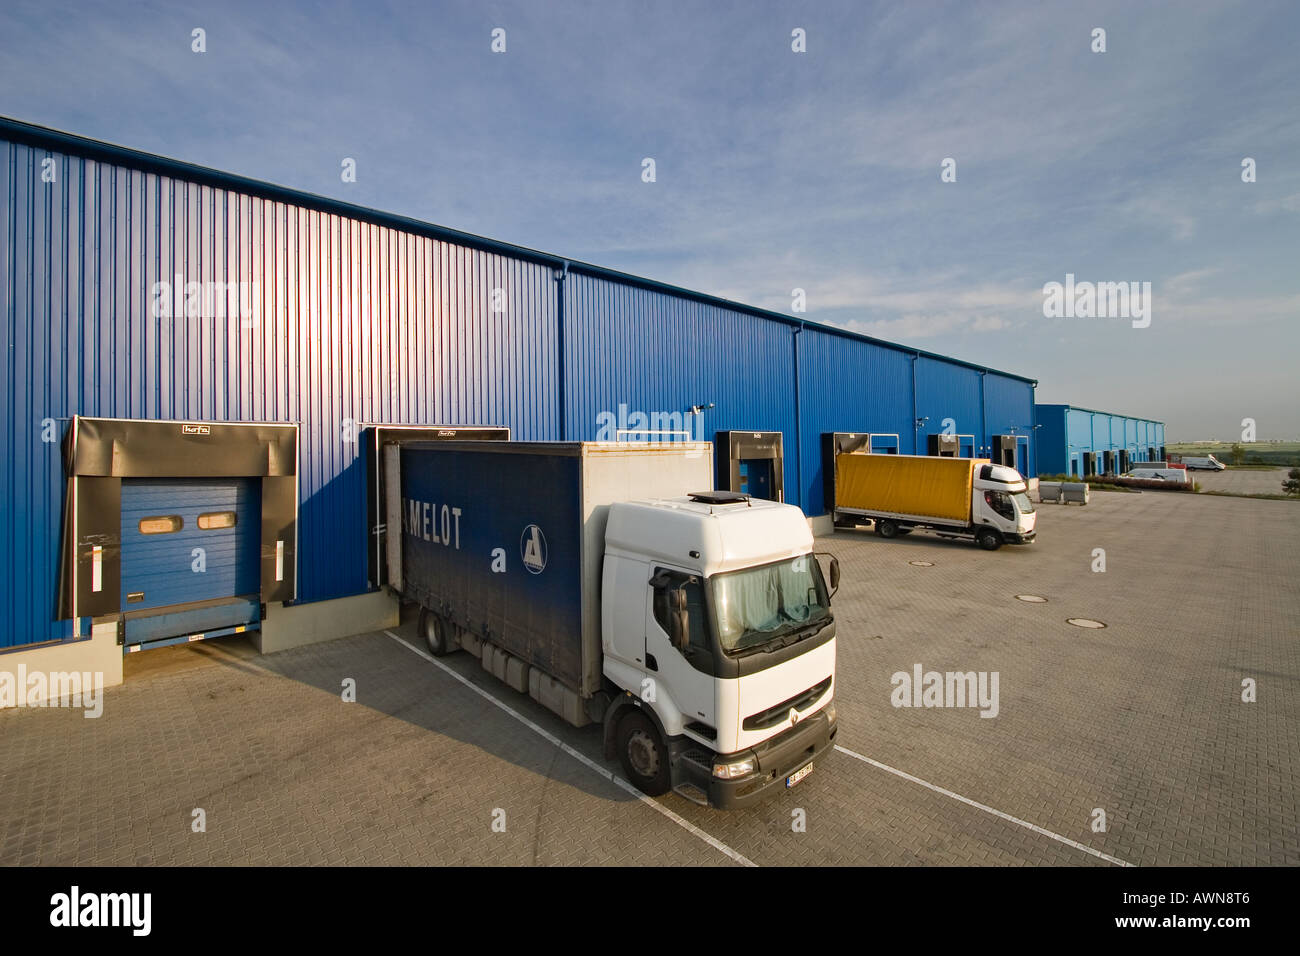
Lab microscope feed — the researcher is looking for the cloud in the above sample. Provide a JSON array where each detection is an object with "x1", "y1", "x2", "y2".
[
  {"x1": 1253, "y1": 192, "x2": 1300, "y2": 215},
  {"x1": 1122, "y1": 196, "x2": 1197, "y2": 242},
  {"x1": 0, "y1": 0, "x2": 1296, "y2": 436}
]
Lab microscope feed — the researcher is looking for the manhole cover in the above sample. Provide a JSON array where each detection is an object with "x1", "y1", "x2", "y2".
[
  {"x1": 1015, "y1": 594, "x2": 1048, "y2": 603},
  {"x1": 909, "y1": 561, "x2": 934, "y2": 567},
  {"x1": 1066, "y1": 618, "x2": 1107, "y2": 629}
]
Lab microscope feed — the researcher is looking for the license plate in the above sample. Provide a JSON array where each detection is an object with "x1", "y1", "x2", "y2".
[{"x1": 786, "y1": 762, "x2": 814, "y2": 788}]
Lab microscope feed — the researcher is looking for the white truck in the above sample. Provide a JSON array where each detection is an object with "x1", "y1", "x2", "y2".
[
  {"x1": 385, "y1": 440, "x2": 839, "y2": 809},
  {"x1": 830, "y1": 453, "x2": 1036, "y2": 550},
  {"x1": 1181, "y1": 455, "x2": 1226, "y2": 471}
]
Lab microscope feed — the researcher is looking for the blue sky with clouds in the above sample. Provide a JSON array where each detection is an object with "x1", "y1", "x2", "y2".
[{"x1": 2, "y1": 0, "x2": 1296, "y2": 439}]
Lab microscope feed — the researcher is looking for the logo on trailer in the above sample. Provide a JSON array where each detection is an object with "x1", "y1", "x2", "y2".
[
  {"x1": 521, "y1": 524, "x2": 547, "y2": 574},
  {"x1": 182, "y1": 424, "x2": 210, "y2": 436}
]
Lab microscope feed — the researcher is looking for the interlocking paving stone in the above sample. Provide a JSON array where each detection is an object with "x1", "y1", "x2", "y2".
[{"x1": 0, "y1": 486, "x2": 1294, "y2": 865}]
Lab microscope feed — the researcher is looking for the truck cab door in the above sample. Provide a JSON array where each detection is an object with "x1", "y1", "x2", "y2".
[
  {"x1": 979, "y1": 490, "x2": 1019, "y2": 531},
  {"x1": 645, "y1": 568, "x2": 718, "y2": 741}
]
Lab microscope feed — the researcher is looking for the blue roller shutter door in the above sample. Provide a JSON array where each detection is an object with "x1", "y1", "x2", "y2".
[{"x1": 119, "y1": 478, "x2": 261, "y2": 645}]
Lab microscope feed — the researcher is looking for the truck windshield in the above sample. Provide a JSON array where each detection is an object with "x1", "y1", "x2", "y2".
[
  {"x1": 711, "y1": 555, "x2": 831, "y2": 654},
  {"x1": 1012, "y1": 491, "x2": 1034, "y2": 515}
]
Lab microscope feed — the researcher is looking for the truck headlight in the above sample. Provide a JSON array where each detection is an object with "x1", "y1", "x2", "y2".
[
  {"x1": 824, "y1": 701, "x2": 837, "y2": 725},
  {"x1": 712, "y1": 756, "x2": 756, "y2": 779}
]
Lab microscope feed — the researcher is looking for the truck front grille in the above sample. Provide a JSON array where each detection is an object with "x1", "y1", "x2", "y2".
[{"x1": 742, "y1": 677, "x2": 832, "y2": 731}]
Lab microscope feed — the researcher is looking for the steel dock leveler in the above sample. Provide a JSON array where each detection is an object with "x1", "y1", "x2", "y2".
[
  {"x1": 383, "y1": 440, "x2": 839, "y2": 808},
  {"x1": 829, "y1": 452, "x2": 1036, "y2": 550}
]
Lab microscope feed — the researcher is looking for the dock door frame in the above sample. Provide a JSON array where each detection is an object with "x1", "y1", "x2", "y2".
[
  {"x1": 716, "y1": 430, "x2": 785, "y2": 502},
  {"x1": 56, "y1": 416, "x2": 299, "y2": 637},
  {"x1": 364, "y1": 424, "x2": 511, "y2": 590}
]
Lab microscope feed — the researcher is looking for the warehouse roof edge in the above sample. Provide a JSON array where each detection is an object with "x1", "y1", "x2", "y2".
[{"x1": 0, "y1": 113, "x2": 1036, "y2": 386}]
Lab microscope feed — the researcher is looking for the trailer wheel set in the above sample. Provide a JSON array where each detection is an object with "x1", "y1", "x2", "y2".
[
  {"x1": 418, "y1": 607, "x2": 455, "y2": 658},
  {"x1": 413, "y1": 606, "x2": 678, "y2": 798}
]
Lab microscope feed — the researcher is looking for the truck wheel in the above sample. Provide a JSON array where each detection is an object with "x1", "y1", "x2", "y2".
[
  {"x1": 419, "y1": 607, "x2": 454, "y2": 657},
  {"x1": 616, "y1": 710, "x2": 670, "y2": 796},
  {"x1": 876, "y1": 519, "x2": 899, "y2": 539},
  {"x1": 976, "y1": 529, "x2": 1002, "y2": 551}
]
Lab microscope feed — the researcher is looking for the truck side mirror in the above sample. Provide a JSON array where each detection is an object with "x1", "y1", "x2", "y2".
[
  {"x1": 814, "y1": 551, "x2": 841, "y2": 598},
  {"x1": 669, "y1": 588, "x2": 690, "y2": 651}
]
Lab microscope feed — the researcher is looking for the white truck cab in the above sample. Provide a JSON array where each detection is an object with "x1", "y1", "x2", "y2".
[
  {"x1": 971, "y1": 463, "x2": 1038, "y2": 546},
  {"x1": 601, "y1": 492, "x2": 838, "y2": 807}
]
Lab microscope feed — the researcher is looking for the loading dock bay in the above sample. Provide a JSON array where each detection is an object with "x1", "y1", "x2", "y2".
[{"x1": 1, "y1": 486, "x2": 1295, "y2": 866}]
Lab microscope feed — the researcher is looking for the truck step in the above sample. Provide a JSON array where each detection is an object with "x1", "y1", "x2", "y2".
[{"x1": 672, "y1": 782, "x2": 709, "y2": 806}]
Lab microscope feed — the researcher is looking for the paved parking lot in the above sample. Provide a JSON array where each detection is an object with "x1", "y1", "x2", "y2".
[
  {"x1": 1188, "y1": 465, "x2": 1292, "y2": 496},
  {"x1": 1, "y1": 486, "x2": 1296, "y2": 866}
]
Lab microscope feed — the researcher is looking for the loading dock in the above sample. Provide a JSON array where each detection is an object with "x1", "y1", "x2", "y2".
[
  {"x1": 927, "y1": 433, "x2": 957, "y2": 456},
  {"x1": 869, "y1": 433, "x2": 900, "y2": 454},
  {"x1": 364, "y1": 425, "x2": 510, "y2": 590},
  {"x1": 57, "y1": 417, "x2": 298, "y2": 653},
  {"x1": 987, "y1": 434, "x2": 1028, "y2": 474},
  {"x1": 716, "y1": 431, "x2": 784, "y2": 501},
  {"x1": 119, "y1": 478, "x2": 262, "y2": 649},
  {"x1": 926, "y1": 433, "x2": 975, "y2": 457},
  {"x1": 821, "y1": 432, "x2": 871, "y2": 516}
]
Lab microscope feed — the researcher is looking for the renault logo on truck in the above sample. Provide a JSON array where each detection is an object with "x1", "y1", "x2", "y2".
[{"x1": 521, "y1": 524, "x2": 547, "y2": 574}]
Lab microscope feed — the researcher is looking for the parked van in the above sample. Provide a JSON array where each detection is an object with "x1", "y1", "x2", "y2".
[{"x1": 1181, "y1": 455, "x2": 1226, "y2": 471}]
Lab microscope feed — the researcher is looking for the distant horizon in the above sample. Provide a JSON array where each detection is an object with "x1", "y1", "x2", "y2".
[{"x1": 1168, "y1": 438, "x2": 1300, "y2": 445}]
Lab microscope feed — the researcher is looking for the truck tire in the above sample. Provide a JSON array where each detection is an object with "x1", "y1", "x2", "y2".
[
  {"x1": 975, "y1": 528, "x2": 1002, "y2": 551},
  {"x1": 419, "y1": 607, "x2": 454, "y2": 657},
  {"x1": 876, "y1": 519, "x2": 899, "y2": 539},
  {"x1": 616, "y1": 710, "x2": 671, "y2": 796}
]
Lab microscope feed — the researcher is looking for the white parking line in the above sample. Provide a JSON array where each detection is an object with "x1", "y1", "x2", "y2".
[
  {"x1": 384, "y1": 631, "x2": 756, "y2": 867},
  {"x1": 834, "y1": 744, "x2": 1134, "y2": 867}
]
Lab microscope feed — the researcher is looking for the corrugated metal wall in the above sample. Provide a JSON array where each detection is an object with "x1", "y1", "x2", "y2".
[
  {"x1": 913, "y1": 357, "x2": 977, "y2": 455},
  {"x1": 562, "y1": 272, "x2": 799, "y2": 496},
  {"x1": 2, "y1": 136, "x2": 558, "y2": 647},
  {"x1": 1042, "y1": 405, "x2": 1164, "y2": 471},
  {"x1": 1034, "y1": 405, "x2": 1067, "y2": 473},
  {"x1": 4, "y1": 124, "x2": 1041, "y2": 651},
  {"x1": 796, "y1": 327, "x2": 912, "y2": 516},
  {"x1": 982, "y1": 372, "x2": 1035, "y2": 466}
]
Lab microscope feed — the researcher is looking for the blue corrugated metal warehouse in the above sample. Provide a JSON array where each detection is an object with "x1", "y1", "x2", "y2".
[
  {"x1": 2, "y1": 116, "x2": 1040, "y2": 681},
  {"x1": 1035, "y1": 403, "x2": 1166, "y2": 477}
]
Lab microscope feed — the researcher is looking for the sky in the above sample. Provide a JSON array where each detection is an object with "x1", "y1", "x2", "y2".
[{"x1": 1, "y1": 0, "x2": 1296, "y2": 440}]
